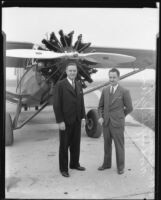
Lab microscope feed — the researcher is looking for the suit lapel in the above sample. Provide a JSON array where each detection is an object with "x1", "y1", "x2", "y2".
[
  {"x1": 75, "y1": 80, "x2": 80, "y2": 96},
  {"x1": 105, "y1": 86, "x2": 110, "y2": 107},
  {"x1": 65, "y1": 78, "x2": 76, "y2": 96}
]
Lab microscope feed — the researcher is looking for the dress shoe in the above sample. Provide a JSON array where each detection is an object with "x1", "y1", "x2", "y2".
[
  {"x1": 118, "y1": 169, "x2": 124, "y2": 175},
  {"x1": 98, "y1": 166, "x2": 111, "y2": 171},
  {"x1": 61, "y1": 171, "x2": 70, "y2": 177},
  {"x1": 70, "y1": 166, "x2": 86, "y2": 171}
]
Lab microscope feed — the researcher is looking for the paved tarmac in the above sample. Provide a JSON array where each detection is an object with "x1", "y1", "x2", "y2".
[{"x1": 5, "y1": 92, "x2": 155, "y2": 199}]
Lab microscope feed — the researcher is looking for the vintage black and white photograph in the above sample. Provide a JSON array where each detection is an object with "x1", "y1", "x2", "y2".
[{"x1": 2, "y1": 6, "x2": 159, "y2": 199}]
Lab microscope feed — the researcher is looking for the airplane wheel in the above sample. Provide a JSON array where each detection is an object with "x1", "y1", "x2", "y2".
[
  {"x1": 5, "y1": 113, "x2": 14, "y2": 146},
  {"x1": 85, "y1": 109, "x2": 102, "y2": 138}
]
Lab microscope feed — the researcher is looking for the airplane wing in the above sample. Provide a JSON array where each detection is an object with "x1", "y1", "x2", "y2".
[
  {"x1": 6, "y1": 41, "x2": 34, "y2": 68},
  {"x1": 6, "y1": 41, "x2": 34, "y2": 50}
]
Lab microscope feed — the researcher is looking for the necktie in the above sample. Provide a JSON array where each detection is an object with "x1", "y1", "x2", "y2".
[
  {"x1": 111, "y1": 86, "x2": 114, "y2": 94},
  {"x1": 72, "y1": 80, "x2": 75, "y2": 89}
]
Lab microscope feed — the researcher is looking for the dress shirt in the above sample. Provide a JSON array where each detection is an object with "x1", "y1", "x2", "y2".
[
  {"x1": 110, "y1": 84, "x2": 118, "y2": 94},
  {"x1": 67, "y1": 77, "x2": 75, "y2": 86}
]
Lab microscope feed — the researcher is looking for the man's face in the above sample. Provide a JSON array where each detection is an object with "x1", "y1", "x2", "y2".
[
  {"x1": 109, "y1": 72, "x2": 119, "y2": 86},
  {"x1": 66, "y1": 64, "x2": 78, "y2": 80}
]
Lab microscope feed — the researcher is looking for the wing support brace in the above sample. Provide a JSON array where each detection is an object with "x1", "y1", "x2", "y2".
[
  {"x1": 83, "y1": 67, "x2": 146, "y2": 95},
  {"x1": 12, "y1": 97, "x2": 22, "y2": 129},
  {"x1": 13, "y1": 101, "x2": 49, "y2": 130}
]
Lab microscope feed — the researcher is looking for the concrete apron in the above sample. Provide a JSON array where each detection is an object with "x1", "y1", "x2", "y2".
[
  {"x1": 5, "y1": 111, "x2": 154, "y2": 199},
  {"x1": 5, "y1": 89, "x2": 154, "y2": 199}
]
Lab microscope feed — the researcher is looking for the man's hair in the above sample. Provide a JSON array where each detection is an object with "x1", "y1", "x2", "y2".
[
  {"x1": 109, "y1": 68, "x2": 120, "y2": 77},
  {"x1": 66, "y1": 62, "x2": 77, "y2": 69}
]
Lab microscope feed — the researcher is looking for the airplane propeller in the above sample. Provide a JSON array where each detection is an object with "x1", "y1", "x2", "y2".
[
  {"x1": 6, "y1": 49, "x2": 65, "y2": 59},
  {"x1": 6, "y1": 49, "x2": 136, "y2": 66},
  {"x1": 6, "y1": 30, "x2": 136, "y2": 88}
]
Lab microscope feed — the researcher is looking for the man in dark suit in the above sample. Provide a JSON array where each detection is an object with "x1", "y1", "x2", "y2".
[
  {"x1": 98, "y1": 68, "x2": 133, "y2": 175},
  {"x1": 53, "y1": 62, "x2": 86, "y2": 177}
]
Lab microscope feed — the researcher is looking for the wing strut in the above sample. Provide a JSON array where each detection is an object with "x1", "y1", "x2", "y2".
[
  {"x1": 13, "y1": 101, "x2": 49, "y2": 130},
  {"x1": 84, "y1": 67, "x2": 146, "y2": 95},
  {"x1": 12, "y1": 97, "x2": 22, "y2": 129}
]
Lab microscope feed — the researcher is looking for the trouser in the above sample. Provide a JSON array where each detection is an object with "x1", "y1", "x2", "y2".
[
  {"x1": 102, "y1": 122, "x2": 125, "y2": 171},
  {"x1": 59, "y1": 120, "x2": 81, "y2": 172}
]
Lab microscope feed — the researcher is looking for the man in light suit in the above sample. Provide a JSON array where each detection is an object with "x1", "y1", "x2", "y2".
[
  {"x1": 53, "y1": 62, "x2": 86, "y2": 177},
  {"x1": 98, "y1": 68, "x2": 133, "y2": 174}
]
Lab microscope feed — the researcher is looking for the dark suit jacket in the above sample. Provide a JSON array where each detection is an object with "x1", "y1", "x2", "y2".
[
  {"x1": 53, "y1": 78, "x2": 86, "y2": 124},
  {"x1": 98, "y1": 85, "x2": 133, "y2": 127}
]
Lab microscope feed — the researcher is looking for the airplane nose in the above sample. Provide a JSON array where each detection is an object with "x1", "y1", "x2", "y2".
[{"x1": 73, "y1": 53, "x2": 78, "y2": 57}]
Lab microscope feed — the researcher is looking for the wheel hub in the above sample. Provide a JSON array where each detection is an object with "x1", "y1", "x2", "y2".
[{"x1": 87, "y1": 118, "x2": 94, "y2": 130}]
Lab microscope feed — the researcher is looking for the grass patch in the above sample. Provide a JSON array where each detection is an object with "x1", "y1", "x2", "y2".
[{"x1": 131, "y1": 109, "x2": 155, "y2": 131}]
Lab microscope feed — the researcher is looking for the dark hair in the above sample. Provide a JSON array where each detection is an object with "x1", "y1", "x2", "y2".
[{"x1": 109, "y1": 68, "x2": 120, "y2": 77}]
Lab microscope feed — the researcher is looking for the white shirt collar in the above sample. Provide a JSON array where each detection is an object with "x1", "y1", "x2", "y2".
[
  {"x1": 110, "y1": 84, "x2": 118, "y2": 93},
  {"x1": 67, "y1": 77, "x2": 74, "y2": 85}
]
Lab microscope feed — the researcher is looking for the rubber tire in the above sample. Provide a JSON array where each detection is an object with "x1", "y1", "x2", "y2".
[
  {"x1": 85, "y1": 109, "x2": 102, "y2": 138},
  {"x1": 5, "y1": 113, "x2": 14, "y2": 146}
]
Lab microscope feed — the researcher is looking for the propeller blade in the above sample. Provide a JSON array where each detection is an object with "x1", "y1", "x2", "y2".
[
  {"x1": 78, "y1": 52, "x2": 136, "y2": 67},
  {"x1": 82, "y1": 57, "x2": 98, "y2": 64},
  {"x1": 6, "y1": 49, "x2": 67, "y2": 59},
  {"x1": 6, "y1": 50, "x2": 136, "y2": 68}
]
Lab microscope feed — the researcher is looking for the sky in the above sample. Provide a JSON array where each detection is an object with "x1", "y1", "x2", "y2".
[{"x1": 2, "y1": 7, "x2": 159, "y2": 80}]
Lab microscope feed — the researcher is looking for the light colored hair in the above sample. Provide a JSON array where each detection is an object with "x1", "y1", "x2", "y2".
[{"x1": 66, "y1": 62, "x2": 77, "y2": 69}]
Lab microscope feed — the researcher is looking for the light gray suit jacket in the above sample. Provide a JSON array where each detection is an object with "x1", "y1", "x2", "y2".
[{"x1": 98, "y1": 85, "x2": 133, "y2": 127}]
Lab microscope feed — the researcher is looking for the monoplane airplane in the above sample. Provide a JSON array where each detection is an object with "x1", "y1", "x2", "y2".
[{"x1": 5, "y1": 30, "x2": 156, "y2": 146}]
